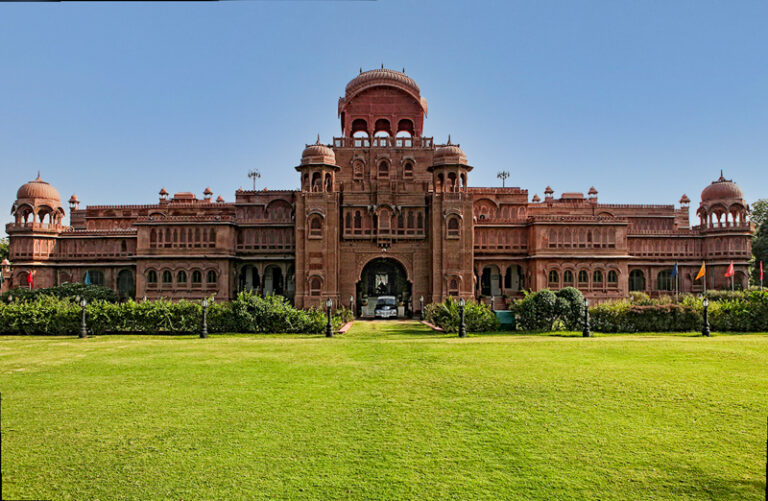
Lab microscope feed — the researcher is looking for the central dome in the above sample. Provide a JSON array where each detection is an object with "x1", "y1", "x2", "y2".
[
  {"x1": 345, "y1": 68, "x2": 420, "y2": 98},
  {"x1": 16, "y1": 173, "x2": 61, "y2": 202}
]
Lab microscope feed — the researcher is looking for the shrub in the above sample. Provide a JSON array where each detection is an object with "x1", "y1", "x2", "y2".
[
  {"x1": 511, "y1": 288, "x2": 584, "y2": 331},
  {"x1": 423, "y1": 298, "x2": 499, "y2": 333}
]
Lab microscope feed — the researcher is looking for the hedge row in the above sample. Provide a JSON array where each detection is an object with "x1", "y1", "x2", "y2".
[
  {"x1": 0, "y1": 292, "x2": 352, "y2": 336},
  {"x1": 589, "y1": 290, "x2": 768, "y2": 333},
  {"x1": 423, "y1": 298, "x2": 499, "y2": 333},
  {"x1": 1, "y1": 283, "x2": 118, "y2": 303}
]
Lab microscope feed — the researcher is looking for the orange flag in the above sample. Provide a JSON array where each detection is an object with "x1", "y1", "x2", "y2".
[
  {"x1": 724, "y1": 261, "x2": 735, "y2": 278},
  {"x1": 695, "y1": 262, "x2": 706, "y2": 281}
]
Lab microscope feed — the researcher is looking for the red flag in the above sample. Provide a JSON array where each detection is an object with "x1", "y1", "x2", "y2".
[
  {"x1": 724, "y1": 262, "x2": 735, "y2": 278},
  {"x1": 26, "y1": 271, "x2": 34, "y2": 289},
  {"x1": 761, "y1": 261, "x2": 764, "y2": 281}
]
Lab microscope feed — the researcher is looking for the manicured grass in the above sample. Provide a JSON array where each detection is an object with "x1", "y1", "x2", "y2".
[{"x1": 1, "y1": 322, "x2": 767, "y2": 500}]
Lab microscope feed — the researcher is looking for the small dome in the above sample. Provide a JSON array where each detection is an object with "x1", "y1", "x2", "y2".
[
  {"x1": 16, "y1": 173, "x2": 61, "y2": 202},
  {"x1": 216, "y1": 195, "x2": 225, "y2": 203},
  {"x1": 69, "y1": 194, "x2": 79, "y2": 203},
  {"x1": 159, "y1": 187, "x2": 168, "y2": 196},
  {"x1": 301, "y1": 136, "x2": 336, "y2": 166},
  {"x1": 544, "y1": 186, "x2": 554, "y2": 195},
  {"x1": 532, "y1": 194, "x2": 541, "y2": 203},
  {"x1": 701, "y1": 171, "x2": 744, "y2": 203},
  {"x1": 203, "y1": 187, "x2": 213, "y2": 196},
  {"x1": 433, "y1": 137, "x2": 467, "y2": 166},
  {"x1": 588, "y1": 186, "x2": 598, "y2": 195},
  {"x1": 680, "y1": 194, "x2": 691, "y2": 205}
]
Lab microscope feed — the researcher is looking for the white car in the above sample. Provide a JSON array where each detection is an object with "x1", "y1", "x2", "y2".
[{"x1": 374, "y1": 296, "x2": 398, "y2": 319}]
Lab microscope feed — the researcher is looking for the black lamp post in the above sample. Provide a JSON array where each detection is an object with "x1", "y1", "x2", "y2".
[
  {"x1": 201, "y1": 298, "x2": 209, "y2": 338},
  {"x1": 458, "y1": 298, "x2": 467, "y2": 338},
  {"x1": 702, "y1": 296, "x2": 710, "y2": 337},
  {"x1": 325, "y1": 298, "x2": 333, "y2": 337},
  {"x1": 582, "y1": 297, "x2": 591, "y2": 337},
  {"x1": 419, "y1": 295, "x2": 424, "y2": 320},
  {"x1": 79, "y1": 297, "x2": 88, "y2": 338}
]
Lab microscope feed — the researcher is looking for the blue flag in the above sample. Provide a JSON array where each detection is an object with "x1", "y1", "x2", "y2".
[
  {"x1": 670, "y1": 262, "x2": 678, "y2": 278},
  {"x1": 84, "y1": 271, "x2": 91, "y2": 285}
]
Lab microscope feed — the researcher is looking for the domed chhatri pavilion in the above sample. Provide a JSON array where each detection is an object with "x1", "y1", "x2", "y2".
[{"x1": 3, "y1": 69, "x2": 754, "y2": 311}]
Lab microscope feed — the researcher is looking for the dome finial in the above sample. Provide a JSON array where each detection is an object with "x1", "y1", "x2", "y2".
[
  {"x1": 381, "y1": 63, "x2": 384, "y2": 69},
  {"x1": 359, "y1": 67, "x2": 362, "y2": 74},
  {"x1": 316, "y1": 134, "x2": 321, "y2": 145},
  {"x1": 36, "y1": 170, "x2": 41, "y2": 181},
  {"x1": 447, "y1": 134, "x2": 452, "y2": 145},
  {"x1": 402, "y1": 67, "x2": 406, "y2": 73}
]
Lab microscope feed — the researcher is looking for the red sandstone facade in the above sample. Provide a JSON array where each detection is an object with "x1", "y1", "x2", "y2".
[{"x1": 3, "y1": 69, "x2": 754, "y2": 312}]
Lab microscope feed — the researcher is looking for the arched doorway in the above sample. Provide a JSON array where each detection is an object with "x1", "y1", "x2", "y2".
[
  {"x1": 263, "y1": 265, "x2": 284, "y2": 296},
  {"x1": 117, "y1": 269, "x2": 135, "y2": 301},
  {"x1": 357, "y1": 258, "x2": 411, "y2": 318},
  {"x1": 239, "y1": 265, "x2": 259, "y2": 293},
  {"x1": 629, "y1": 269, "x2": 645, "y2": 292}
]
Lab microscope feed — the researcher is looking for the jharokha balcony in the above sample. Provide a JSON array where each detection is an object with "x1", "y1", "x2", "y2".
[{"x1": 6, "y1": 221, "x2": 64, "y2": 233}]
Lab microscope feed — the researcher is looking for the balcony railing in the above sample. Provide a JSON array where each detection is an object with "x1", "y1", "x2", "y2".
[{"x1": 333, "y1": 136, "x2": 433, "y2": 149}]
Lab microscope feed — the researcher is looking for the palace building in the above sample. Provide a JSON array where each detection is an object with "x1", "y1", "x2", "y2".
[{"x1": 3, "y1": 69, "x2": 754, "y2": 313}]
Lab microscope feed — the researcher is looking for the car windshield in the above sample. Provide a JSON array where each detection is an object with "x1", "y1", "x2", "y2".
[{"x1": 376, "y1": 297, "x2": 397, "y2": 307}]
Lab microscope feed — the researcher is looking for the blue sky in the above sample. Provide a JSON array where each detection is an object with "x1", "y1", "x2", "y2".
[{"x1": 1, "y1": 1, "x2": 766, "y2": 231}]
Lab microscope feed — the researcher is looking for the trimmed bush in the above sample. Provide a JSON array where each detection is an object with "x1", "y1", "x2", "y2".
[{"x1": 423, "y1": 298, "x2": 499, "y2": 333}]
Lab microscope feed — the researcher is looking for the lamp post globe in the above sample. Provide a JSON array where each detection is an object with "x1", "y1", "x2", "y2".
[
  {"x1": 582, "y1": 297, "x2": 591, "y2": 337},
  {"x1": 79, "y1": 298, "x2": 88, "y2": 338},
  {"x1": 201, "y1": 298, "x2": 209, "y2": 338},
  {"x1": 458, "y1": 298, "x2": 467, "y2": 338},
  {"x1": 325, "y1": 298, "x2": 333, "y2": 337},
  {"x1": 702, "y1": 297, "x2": 710, "y2": 337}
]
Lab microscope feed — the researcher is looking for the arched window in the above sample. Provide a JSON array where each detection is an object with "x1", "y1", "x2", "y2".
[
  {"x1": 397, "y1": 119, "x2": 415, "y2": 136},
  {"x1": 192, "y1": 270, "x2": 202, "y2": 284},
  {"x1": 607, "y1": 270, "x2": 618, "y2": 286},
  {"x1": 407, "y1": 211, "x2": 415, "y2": 229},
  {"x1": 177, "y1": 270, "x2": 187, "y2": 284},
  {"x1": 351, "y1": 118, "x2": 368, "y2": 137},
  {"x1": 548, "y1": 270, "x2": 559, "y2": 287},
  {"x1": 310, "y1": 277, "x2": 322, "y2": 296},
  {"x1": 448, "y1": 278, "x2": 459, "y2": 296},
  {"x1": 563, "y1": 270, "x2": 574, "y2": 286},
  {"x1": 121, "y1": 240, "x2": 127, "y2": 253},
  {"x1": 629, "y1": 270, "x2": 645, "y2": 291},
  {"x1": 352, "y1": 160, "x2": 363, "y2": 180},
  {"x1": 447, "y1": 216, "x2": 460, "y2": 238},
  {"x1": 374, "y1": 118, "x2": 391, "y2": 137},
  {"x1": 345, "y1": 212, "x2": 352, "y2": 229},
  {"x1": 162, "y1": 270, "x2": 172, "y2": 285},
  {"x1": 417, "y1": 212, "x2": 423, "y2": 229},
  {"x1": 147, "y1": 270, "x2": 157, "y2": 284},
  {"x1": 378, "y1": 161, "x2": 389, "y2": 179},
  {"x1": 578, "y1": 270, "x2": 589, "y2": 285},
  {"x1": 150, "y1": 229, "x2": 157, "y2": 247},
  {"x1": 593, "y1": 270, "x2": 603, "y2": 285},
  {"x1": 403, "y1": 162, "x2": 414, "y2": 179},
  {"x1": 209, "y1": 229, "x2": 216, "y2": 247},
  {"x1": 354, "y1": 210, "x2": 362, "y2": 229},
  {"x1": 206, "y1": 270, "x2": 217, "y2": 284},
  {"x1": 656, "y1": 270, "x2": 675, "y2": 291},
  {"x1": 309, "y1": 215, "x2": 323, "y2": 238}
]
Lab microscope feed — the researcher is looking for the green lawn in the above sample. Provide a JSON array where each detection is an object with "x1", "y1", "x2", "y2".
[{"x1": 1, "y1": 322, "x2": 767, "y2": 500}]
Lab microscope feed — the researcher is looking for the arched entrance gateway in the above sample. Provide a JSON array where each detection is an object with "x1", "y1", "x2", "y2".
[{"x1": 356, "y1": 258, "x2": 412, "y2": 318}]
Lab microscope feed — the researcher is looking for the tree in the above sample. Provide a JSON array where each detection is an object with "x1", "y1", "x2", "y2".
[
  {"x1": 0, "y1": 237, "x2": 8, "y2": 262},
  {"x1": 752, "y1": 199, "x2": 768, "y2": 228}
]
